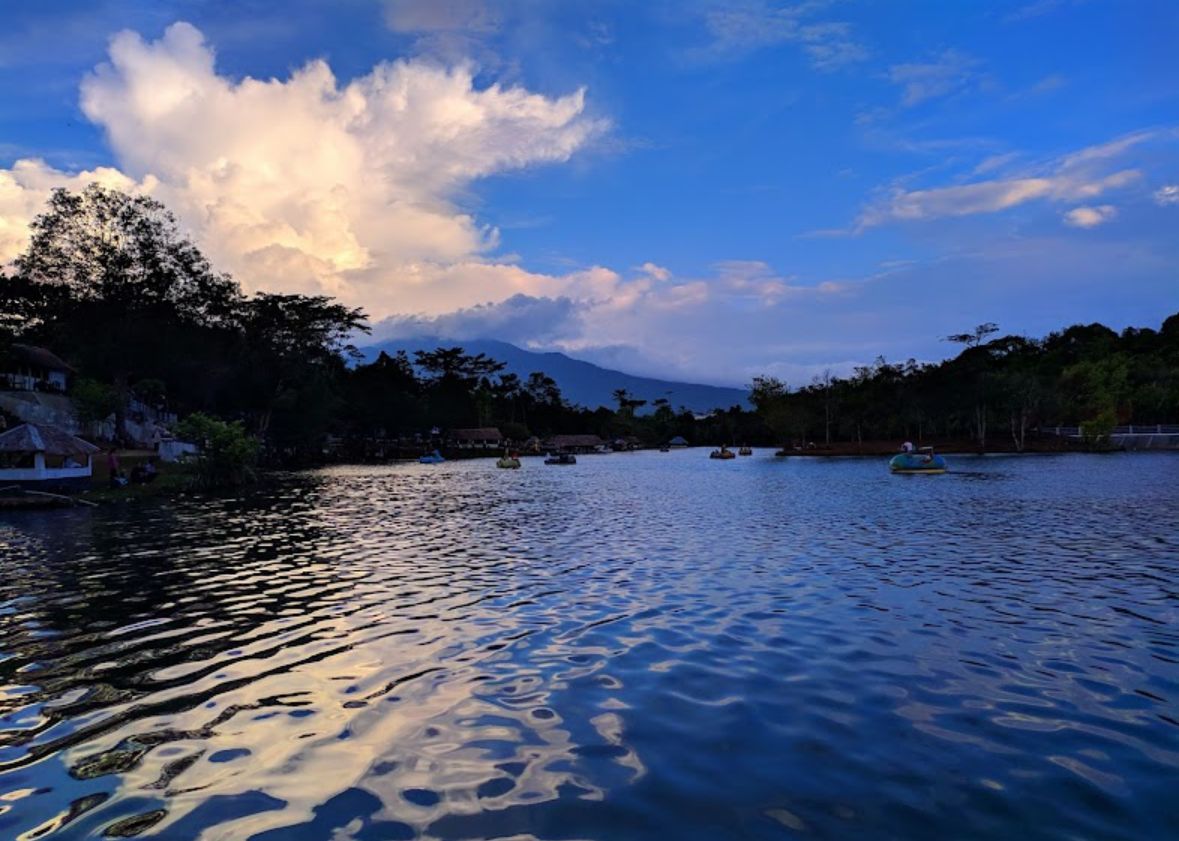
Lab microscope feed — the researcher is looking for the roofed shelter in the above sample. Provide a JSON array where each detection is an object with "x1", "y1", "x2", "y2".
[
  {"x1": 450, "y1": 428, "x2": 504, "y2": 448},
  {"x1": 0, "y1": 423, "x2": 100, "y2": 492},
  {"x1": 544, "y1": 434, "x2": 606, "y2": 454},
  {"x1": 2, "y1": 344, "x2": 74, "y2": 393}
]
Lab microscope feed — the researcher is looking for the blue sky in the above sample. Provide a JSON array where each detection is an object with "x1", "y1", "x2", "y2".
[{"x1": 1, "y1": 0, "x2": 1176, "y2": 385}]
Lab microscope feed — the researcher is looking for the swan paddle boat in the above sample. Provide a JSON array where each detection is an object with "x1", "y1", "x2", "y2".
[
  {"x1": 418, "y1": 450, "x2": 446, "y2": 464},
  {"x1": 889, "y1": 446, "x2": 947, "y2": 474},
  {"x1": 710, "y1": 446, "x2": 736, "y2": 460},
  {"x1": 545, "y1": 452, "x2": 577, "y2": 465},
  {"x1": 496, "y1": 452, "x2": 522, "y2": 469}
]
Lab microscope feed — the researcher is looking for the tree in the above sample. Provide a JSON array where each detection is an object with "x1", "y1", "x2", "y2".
[
  {"x1": 945, "y1": 322, "x2": 999, "y2": 348},
  {"x1": 176, "y1": 412, "x2": 259, "y2": 489},
  {"x1": 750, "y1": 376, "x2": 791, "y2": 445}
]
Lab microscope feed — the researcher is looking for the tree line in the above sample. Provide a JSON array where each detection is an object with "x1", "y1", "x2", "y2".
[
  {"x1": 2, "y1": 185, "x2": 1176, "y2": 472},
  {"x1": 750, "y1": 317, "x2": 1179, "y2": 451}
]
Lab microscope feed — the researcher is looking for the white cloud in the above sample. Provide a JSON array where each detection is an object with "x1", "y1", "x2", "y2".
[
  {"x1": 856, "y1": 131, "x2": 1158, "y2": 228},
  {"x1": 888, "y1": 49, "x2": 980, "y2": 107},
  {"x1": 1, "y1": 21, "x2": 607, "y2": 318},
  {"x1": 1155, "y1": 184, "x2": 1179, "y2": 206},
  {"x1": 1062, "y1": 204, "x2": 1117, "y2": 228},
  {"x1": 696, "y1": 1, "x2": 867, "y2": 70},
  {"x1": 637, "y1": 262, "x2": 671, "y2": 281}
]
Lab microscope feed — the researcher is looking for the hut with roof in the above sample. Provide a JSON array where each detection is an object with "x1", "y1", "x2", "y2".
[
  {"x1": 1, "y1": 344, "x2": 74, "y2": 393},
  {"x1": 543, "y1": 434, "x2": 607, "y2": 454},
  {"x1": 0, "y1": 423, "x2": 100, "y2": 492},
  {"x1": 449, "y1": 427, "x2": 504, "y2": 449}
]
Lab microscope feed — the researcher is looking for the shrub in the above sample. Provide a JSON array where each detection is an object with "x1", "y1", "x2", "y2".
[{"x1": 175, "y1": 412, "x2": 259, "y2": 489}]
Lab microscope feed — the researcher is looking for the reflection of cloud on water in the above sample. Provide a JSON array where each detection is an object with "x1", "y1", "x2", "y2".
[{"x1": 10, "y1": 465, "x2": 654, "y2": 837}]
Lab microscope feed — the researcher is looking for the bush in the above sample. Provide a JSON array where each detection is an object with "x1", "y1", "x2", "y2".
[
  {"x1": 1080, "y1": 407, "x2": 1118, "y2": 450},
  {"x1": 72, "y1": 378, "x2": 120, "y2": 424},
  {"x1": 175, "y1": 412, "x2": 259, "y2": 489}
]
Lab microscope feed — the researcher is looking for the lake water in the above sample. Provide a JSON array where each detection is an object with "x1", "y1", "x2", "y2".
[{"x1": 1, "y1": 451, "x2": 1177, "y2": 840}]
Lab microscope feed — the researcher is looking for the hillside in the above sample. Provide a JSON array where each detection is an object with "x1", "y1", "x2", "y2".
[{"x1": 360, "y1": 337, "x2": 749, "y2": 412}]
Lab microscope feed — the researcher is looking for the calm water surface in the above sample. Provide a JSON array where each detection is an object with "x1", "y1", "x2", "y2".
[{"x1": 1, "y1": 452, "x2": 1177, "y2": 840}]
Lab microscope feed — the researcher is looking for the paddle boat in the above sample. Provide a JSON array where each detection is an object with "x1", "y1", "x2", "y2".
[
  {"x1": 418, "y1": 450, "x2": 446, "y2": 464},
  {"x1": 544, "y1": 452, "x2": 577, "y2": 465},
  {"x1": 496, "y1": 451, "x2": 522, "y2": 469},
  {"x1": 709, "y1": 446, "x2": 736, "y2": 460},
  {"x1": 888, "y1": 445, "x2": 947, "y2": 474},
  {"x1": 738, "y1": 446, "x2": 753, "y2": 456}
]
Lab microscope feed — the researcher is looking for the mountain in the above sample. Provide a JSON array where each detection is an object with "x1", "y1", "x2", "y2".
[{"x1": 359, "y1": 337, "x2": 749, "y2": 412}]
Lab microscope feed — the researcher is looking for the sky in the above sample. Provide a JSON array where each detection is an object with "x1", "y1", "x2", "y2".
[{"x1": 0, "y1": 0, "x2": 1176, "y2": 387}]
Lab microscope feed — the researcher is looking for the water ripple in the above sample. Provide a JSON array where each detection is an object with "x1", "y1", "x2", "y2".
[{"x1": 0, "y1": 452, "x2": 1176, "y2": 839}]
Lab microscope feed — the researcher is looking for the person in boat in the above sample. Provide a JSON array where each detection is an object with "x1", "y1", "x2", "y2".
[
  {"x1": 143, "y1": 457, "x2": 158, "y2": 482},
  {"x1": 901, "y1": 441, "x2": 915, "y2": 453}
]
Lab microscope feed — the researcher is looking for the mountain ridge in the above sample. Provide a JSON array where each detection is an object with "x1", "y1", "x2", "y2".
[{"x1": 360, "y1": 337, "x2": 750, "y2": 412}]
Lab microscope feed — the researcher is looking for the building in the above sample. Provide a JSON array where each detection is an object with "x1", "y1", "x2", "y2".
[
  {"x1": 0, "y1": 423, "x2": 99, "y2": 492},
  {"x1": 449, "y1": 427, "x2": 504, "y2": 448},
  {"x1": 668, "y1": 435, "x2": 689, "y2": 448},
  {"x1": 1, "y1": 344, "x2": 74, "y2": 393},
  {"x1": 543, "y1": 434, "x2": 607, "y2": 454}
]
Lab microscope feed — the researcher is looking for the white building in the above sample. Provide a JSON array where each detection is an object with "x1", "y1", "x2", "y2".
[
  {"x1": 1, "y1": 344, "x2": 74, "y2": 393},
  {"x1": 0, "y1": 423, "x2": 100, "y2": 492}
]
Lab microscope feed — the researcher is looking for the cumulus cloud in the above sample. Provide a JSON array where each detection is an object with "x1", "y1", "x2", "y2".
[
  {"x1": 1155, "y1": 184, "x2": 1179, "y2": 206},
  {"x1": 856, "y1": 131, "x2": 1158, "y2": 228},
  {"x1": 1062, "y1": 204, "x2": 1117, "y2": 228},
  {"x1": 1, "y1": 21, "x2": 607, "y2": 315},
  {"x1": 888, "y1": 49, "x2": 981, "y2": 107}
]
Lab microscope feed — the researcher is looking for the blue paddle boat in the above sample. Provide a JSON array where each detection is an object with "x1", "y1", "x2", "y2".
[
  {"x1": 418, "y1": 450, "x2": 445, "y2": 464},
  {"x1": 889, "y1": 446, "x2": 946, "y2": 474}
]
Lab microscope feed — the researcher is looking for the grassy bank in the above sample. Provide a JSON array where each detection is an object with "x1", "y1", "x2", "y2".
[{"x1": 84, "y1": 450, "x2": 193, "y2": 503}]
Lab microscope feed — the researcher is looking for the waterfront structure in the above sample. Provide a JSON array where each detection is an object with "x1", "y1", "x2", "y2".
[
  {"x1": 543, "y1": 434, "x2": 607, "y2": 453},
  {"x1": 0, "y1": 423, "x2": 99, "y2": 492},
  {"x1": 450, "y1": 427, "x2": 504, "y2": 448}
]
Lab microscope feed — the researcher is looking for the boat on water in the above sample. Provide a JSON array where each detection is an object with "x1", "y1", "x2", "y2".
[
  {"x1": 710, "y1": 446, "x2": 736, "y2": 460},
  {"x1": 889, "y1": 446, "x2": 947, "y2": 474},
  {"x1": 659, "y1": 445, "x2": 671, "y2": 452},
  {"x1": 738, "y1": 446, "x2": 753, "y2": 456},
  {"x1": 496, "y1": 452, "x2": 522, "y2": 469},
  {"x1": 544, "y1": 452, "x2": 577, "y2": 465},
  {"x1": 418, "y1": 450, "x2": 445, "y2": 464}
]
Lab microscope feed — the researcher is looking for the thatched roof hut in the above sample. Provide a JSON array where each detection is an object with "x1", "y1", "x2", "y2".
[
  {"x1": 450, "y1": 427, "x2": 504, "y2": 446},
  {"x1": 544, "y1": 434, "x2": 606, "y2": 453},
  {"x1": 0, "y1": 423, "x2": 99, "y2": 457}
]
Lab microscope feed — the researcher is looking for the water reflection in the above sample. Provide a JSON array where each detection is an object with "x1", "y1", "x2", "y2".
[{"x1": 1, "y1": 453, "x2": 1177, "y2": 839}]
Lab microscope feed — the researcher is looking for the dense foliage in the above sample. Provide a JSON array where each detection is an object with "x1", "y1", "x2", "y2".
[
  {"x1": 749, "y1": 318, "x2": 1179, "y2": 450},
  {"x1": 2, "y1": 185, "x2": 1176, "y2": 465}
]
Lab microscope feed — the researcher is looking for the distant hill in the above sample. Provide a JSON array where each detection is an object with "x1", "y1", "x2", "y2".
[{"x1": 359, "y1": 337, "x2": 749, "y2": 412}]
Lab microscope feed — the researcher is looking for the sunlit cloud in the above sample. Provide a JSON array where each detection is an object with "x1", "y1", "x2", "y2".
[
  {"x1": 0, "y1": 21, "x2": 608, "y2": 317},
  {"x1": 855, "y1": 130, "x2": 1164, "y2": 228},
  {"x1": 1062, "y1": 204, "x2": 1116, "y2": 228}
]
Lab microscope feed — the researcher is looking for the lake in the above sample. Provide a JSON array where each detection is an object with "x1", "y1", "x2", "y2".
[{"x1": 1, "y1": 451, "x2": 1177, "y2": 840}]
